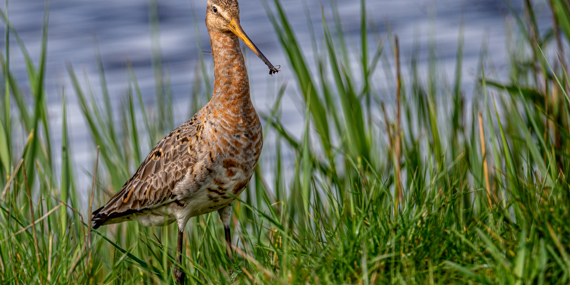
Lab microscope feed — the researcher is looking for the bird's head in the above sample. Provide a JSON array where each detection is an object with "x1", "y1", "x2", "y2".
[
  {"x1": 206, "y1": 0, "x2": 279, "y2": 75},
  {"x1": 206, "y1": 0, "x2": 240, "y2": 33}
]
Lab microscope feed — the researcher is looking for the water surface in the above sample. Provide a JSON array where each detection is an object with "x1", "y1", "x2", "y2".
[{"x1": 1, "y1": 0, "x2": 552, "y2": 188}]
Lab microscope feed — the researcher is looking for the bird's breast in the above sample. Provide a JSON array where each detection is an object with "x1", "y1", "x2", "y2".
[{"x1": 176, "y1": 105, "x2": 262, "y2": 217}]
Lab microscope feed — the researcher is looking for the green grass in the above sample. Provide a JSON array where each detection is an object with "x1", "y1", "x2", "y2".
[{"x1": 1, "y1": 0, "x2": 570, "y2": 284}]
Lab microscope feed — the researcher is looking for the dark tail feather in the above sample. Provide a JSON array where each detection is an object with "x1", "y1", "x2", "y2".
[
  {"x1": 91, "y1": 188, "x2": 127, "y2": 229},
  {"x1": 92, "y1": 220, "x2": 104, "y2": 229},
  {"x1": 92, "y1": 206, "x2": 106, "y2": 229},
  {"x1": 92, "y1": 205, "x2": 139, "y2": 229}
]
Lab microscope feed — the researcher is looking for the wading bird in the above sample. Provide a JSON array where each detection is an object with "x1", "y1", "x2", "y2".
[{"x1": 92, "y1": 0, "x2": 278, "y2": 283}]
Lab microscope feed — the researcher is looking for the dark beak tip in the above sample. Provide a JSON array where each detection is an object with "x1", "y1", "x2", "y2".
[{"x1": 268, "y1": 65, "x2": 280, "y2": 75}]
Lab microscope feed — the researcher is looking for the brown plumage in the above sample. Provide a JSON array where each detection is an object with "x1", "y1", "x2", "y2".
[{"x1": 91, "y1": 0, "x2": 278, "y2": 283}]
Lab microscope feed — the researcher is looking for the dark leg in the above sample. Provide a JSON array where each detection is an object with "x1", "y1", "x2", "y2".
[
  {"x1": 218, "y1": 206, "x2": 234, "y2": 273},
  {"x1": 224, "y1": 225, "x2": 233, "y2": 262},
  {"x1": 175, "y1": 229, "x2": 186, "y2": 285}
]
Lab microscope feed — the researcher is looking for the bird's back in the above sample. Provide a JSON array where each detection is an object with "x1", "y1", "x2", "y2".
[{"x1": 92, "y1": 99, "x2": 262, "y2": 228}]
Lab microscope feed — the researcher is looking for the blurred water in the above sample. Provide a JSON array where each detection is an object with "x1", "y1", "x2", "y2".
[{"x1": 1, "y1": 0, "x2": 552, "y2": 188}]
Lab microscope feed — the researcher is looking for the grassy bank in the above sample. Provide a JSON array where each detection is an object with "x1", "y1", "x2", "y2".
[{"x1": 1, "y1": 0, "x2": 570, "y2": 284}]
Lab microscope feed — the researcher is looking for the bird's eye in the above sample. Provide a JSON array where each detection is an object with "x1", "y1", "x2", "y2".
[{"x1": 212, "y1": 6, "x2": 217, "y2": 14}]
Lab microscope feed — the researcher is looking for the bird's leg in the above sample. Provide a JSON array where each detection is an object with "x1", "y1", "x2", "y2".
[
  {"x1": 175, "y1": 229, "x2": 186, "y2": 285},
  {"x1": 218, "y1": 206, "x2": 234, "y2": 273},
  {"x1": 224, "y1": 225, "x2": 233, "y2": 262}
]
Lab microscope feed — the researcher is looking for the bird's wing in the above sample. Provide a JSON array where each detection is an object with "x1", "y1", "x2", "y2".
[{"x1": 92, "y1": 115, "x2": 202, "y2": 228}]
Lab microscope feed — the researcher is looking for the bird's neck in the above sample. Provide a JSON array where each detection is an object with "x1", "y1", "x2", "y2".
[{"x1": 208, "y1": 30, "x2": 251, "y2": 109}]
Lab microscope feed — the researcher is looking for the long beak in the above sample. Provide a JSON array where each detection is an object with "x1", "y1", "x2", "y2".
[{"x1": 228, "y1": 19, "x2": 279, "y2": 75}]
